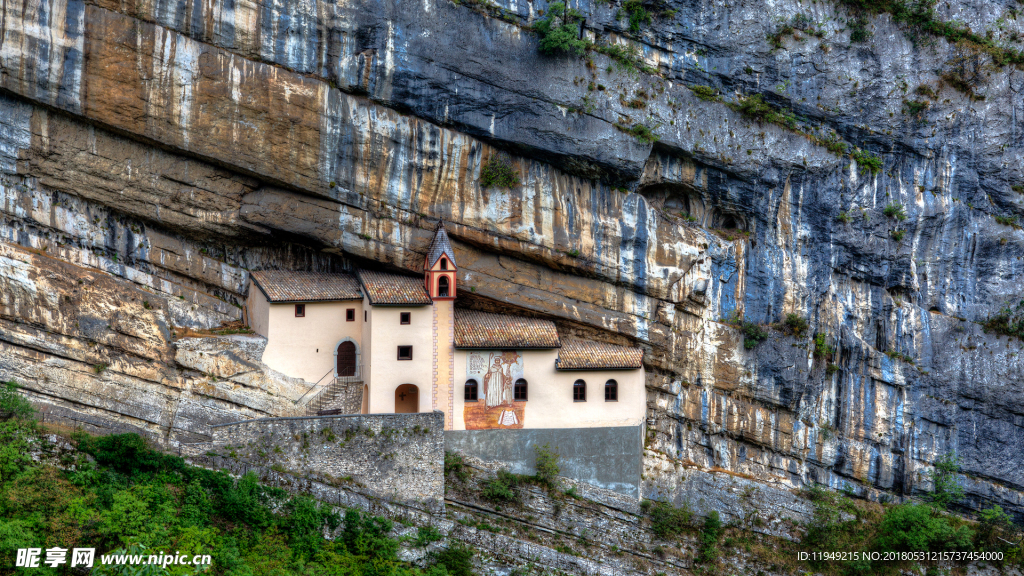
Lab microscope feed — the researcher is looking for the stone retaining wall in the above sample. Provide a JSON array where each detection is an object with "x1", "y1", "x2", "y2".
[{"x1": 209, "y1": 411, "x2": 444, "y2": 507}]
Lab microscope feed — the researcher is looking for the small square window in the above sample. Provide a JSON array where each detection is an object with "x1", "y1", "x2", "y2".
[
  {"x1": 295, "y1": 304, "x2": 305, "y2": 317},
  {"x1": 397, "y1": 346, "x2": 413, "y2": 360},
  {"x1": 400, "y1": 312, "x2": 411, "y2": 325},
  {"x1": 346, "y1": 308, "x2": 355, "y2": 321}
]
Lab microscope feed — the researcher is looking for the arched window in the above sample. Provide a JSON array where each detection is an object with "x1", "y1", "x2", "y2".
[
  {"x1": 438, "y1": 276, "x2": 450, "y2": 297},
  {"x1": 514, "y1": 378, "x2": 528, "y2": 401},
  {"x1": 465, "y1": 379, "x2": 478, "y2": 401},
  {"x1": 605, "y1": 379, "x2": 618, "y2": 401},
  {"x1": 573, "y1": 379, "x2": 586, "y2": 402},
  {"x1": 440, "y1": 258, "x2": 448, "y2": 270}
]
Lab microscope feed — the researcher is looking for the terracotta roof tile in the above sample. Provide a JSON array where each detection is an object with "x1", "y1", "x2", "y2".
[
  {"x1": 454, "y1": 310, "x2": 560, "y2": 349},
  {"x1": 357, "y1": 270, "x2": 433, "y2": 306},
  {"x1": 425, "y1": 221, "x2": 457, "y2": 269},
  {"x1": 556, "y1": 338, "x2": 644, "y2": 370},
  {"x1": 250, "y1": 271, "x2": 361, "y2": 303}
]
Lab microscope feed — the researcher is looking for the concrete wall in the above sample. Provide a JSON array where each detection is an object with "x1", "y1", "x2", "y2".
[
  {"x1": 445, "y1": 426, "x2": 643, "y2": 498},
  {"x1": 210, "y1": 411, "x2": 444, "y2": 506},
  {"x1": 451, "y1": 349, "x2": 645, "y2": 431},
  {"x1": 366, "y1": 303, "x2": 434, "y2": 413},
  {"x1": 261, "y1": 299, "x2": 363, "y2": 383}
]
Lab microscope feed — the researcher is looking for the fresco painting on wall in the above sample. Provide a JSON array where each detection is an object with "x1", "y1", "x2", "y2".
[{"x1": 464, "y1": 350, "x2": 525, "y2": 429}]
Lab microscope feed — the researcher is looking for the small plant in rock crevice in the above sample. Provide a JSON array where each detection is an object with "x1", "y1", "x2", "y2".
[
  {"x1": 480, "y1": 156, "x2": 520, "y2": 188},
  {"x1": 883, "y1": 202, "x2": 908, "y2": 220}
]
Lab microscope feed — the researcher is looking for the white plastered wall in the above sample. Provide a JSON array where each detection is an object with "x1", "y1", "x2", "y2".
[
  {"x1": 260, "y1": 300, "x2": 364, "y2": 383},
  {"x1": 451, "y1": 349, "x2": 645, "y2": 430},
  {"x1": 365, "y1": 304, "x2": 434, "y2": 413}
]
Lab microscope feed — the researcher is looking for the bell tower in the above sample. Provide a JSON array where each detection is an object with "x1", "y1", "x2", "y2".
[
  {"x1": 426, "y1": 220, "x2": 457, "y2": 428},
  {"x1": 424, "y1": 221, "x2": 457, "y2": 301}
]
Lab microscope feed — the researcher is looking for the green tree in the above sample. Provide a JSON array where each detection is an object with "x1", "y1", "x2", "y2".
[
  {"x1": 534, "y1": 3, "x2": 588, "y2": 56},
  {"x1": 927, "y1": 453, "x2": 964, "y2": 510}
]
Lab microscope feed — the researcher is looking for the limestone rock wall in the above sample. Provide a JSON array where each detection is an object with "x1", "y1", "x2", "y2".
[{"x1": 0, "y1": 0, "x2": 1021, "y2": 524}]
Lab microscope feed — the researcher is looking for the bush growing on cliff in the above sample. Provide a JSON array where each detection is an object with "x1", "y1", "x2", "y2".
[
  {"x1": 813, "y1": 333, "x2": 835, "y2": 359},
  {"x1": 533, "y1": 443, "x2": 560, "y2": 489},
  {"x1": 982, "y1": 302, "x2": 1024, "y2": 340},
  {"x1": 783, "y1": 313, "x2": 809, "y2": 337},
  {"x1": 642, "y1": 499, "x2": 694, "y2": 539},
  {"x1": 479, "y1": 156, "x2": 520, "y2": 189},
  {"x1": 481, "y1": 469, "x2": 521, "y2": 504},
  {"x1": 696, "y1": 510, "x2": 723, "y2": 564},
  {"x1": 0, "y1": 381, "x2": 34, "y2": 421},
  {"x1": 883, "y1": 202, "x2": 907, "y2": 221},
  {"x1": 534, "y1": 2, "x2": 588, "y2": 57},
  {"x1": 742, "y1": 322, "x2": 768, "y2": 349}
]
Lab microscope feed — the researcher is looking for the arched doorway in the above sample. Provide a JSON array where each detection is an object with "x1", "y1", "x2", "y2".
[
  {"x1": 395, "y1": 384, "x2": 418, "y2": 413},
  {"x1": 336, "y1": 341, "x2": 356, "y2": 376}
]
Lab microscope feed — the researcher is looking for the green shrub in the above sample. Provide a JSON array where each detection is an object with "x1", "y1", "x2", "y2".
[
  {"x1": 691, "y1": 85, "x2": 718, "y2": 101},
  {"x1": 826, "y1": 363, "x2": 840, "y2": 375},
  {"x1": 432, "y1": 543, "x2": 475, "y2": 576},
  {"x1": 849, "y1": 16, "x2": 871, "y2": 42},
  {"x1": 995, "y1": 214, "x2": 1019, "y2": 227},
  {"x1": 836, "y1": 211, "x2": 851, "y2": 223},
  {"x1": 696, "y1": 511, "x2": 723, "y2": 564},
  {"x1": 615, "y1": 122, "x2": 660, "y2": 144},
  {"x1": 903, "y1": 99, "x2": 929, "y2": 116},
  {"x1": 533, "y1": 443, "x2": 560, "y2": 489},
  {"x1": 1013, "y1": 184, "x2": 1024, "y2": 195},
  {"x1": 742, "y1": 322, "x2": 768, "y2": 349},
  {"x1": 783, "y1": 313, "x2": 808, "y2": 337},
  {"x1": 480, "y1": 156, "x2": 520, "y2": 188},
  {"x1": 622, "y1": 0, "x2": 651, "y2": 33},
  {"x1": 852, "y1": 149, "x2": 883, "y2": 174},
  {"x1": 891, "y1": 229, "x2": 906, "y2": 241},
  {"x1": 883, "y1": 202, "x2": 907, "y2": 220},
  {"x1": 813, "y1": 333, "x2": 835, "y2": 359},
  {"x1": 875, "y1": 503, "x2": 973, "y2": 552},
  {"x1": 534, "y1": 2, "x2": 588, "y2": 56},
  {"x1": 644, "y1": 499, "x2": 693, "y2": 539},
  {"x1": 414, "y1": 525, "x2": 445, "y2": 547},
  {"x1": 0, "y1": 381, "x2": 34, "y2": 421},
  {"x1": 982, "y1": 302, "x2": 1024, "y2": 340},
  {"x1": 481, "y1": 469, "x2": 520, "y2": 504},
  {"x1": 445, "y1": 450, "x2": 471, "y2": 482}
]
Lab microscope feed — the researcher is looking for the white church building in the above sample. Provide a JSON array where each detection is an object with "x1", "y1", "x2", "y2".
[{"x1": 244, "y1": 222, "x2": 646, "y2": 432}]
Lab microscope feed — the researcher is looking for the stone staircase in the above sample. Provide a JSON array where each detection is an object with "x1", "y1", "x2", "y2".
[{"x1": 304, "y1": 375, "x2": 363, "y2": 416}]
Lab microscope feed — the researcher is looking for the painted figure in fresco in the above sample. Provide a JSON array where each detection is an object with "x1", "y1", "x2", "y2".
[{"x1": 483, "y1": 352, "x2": 519, "y2": 409}]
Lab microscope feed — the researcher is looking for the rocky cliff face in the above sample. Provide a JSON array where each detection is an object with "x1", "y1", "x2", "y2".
[{"x1": 0, "y1": 0, "x2": 1022, "y2": 522}]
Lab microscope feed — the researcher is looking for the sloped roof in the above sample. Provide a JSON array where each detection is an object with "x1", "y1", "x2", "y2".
[
  {"x1": 425, "y1": 221, "x2": 457, "y2": 269},
  {"x1": 250, "y1": 271, "x2": 361, "y2": 303},
  {"x1": 454, "y1": 310, "x2": 560, "y2": 349},
  {"x1": 556, "y1": 338, "x2": 644, "y2": 370},
  {"x1": 356, "y1": 269, "x2": 433, "y2": 306}
]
